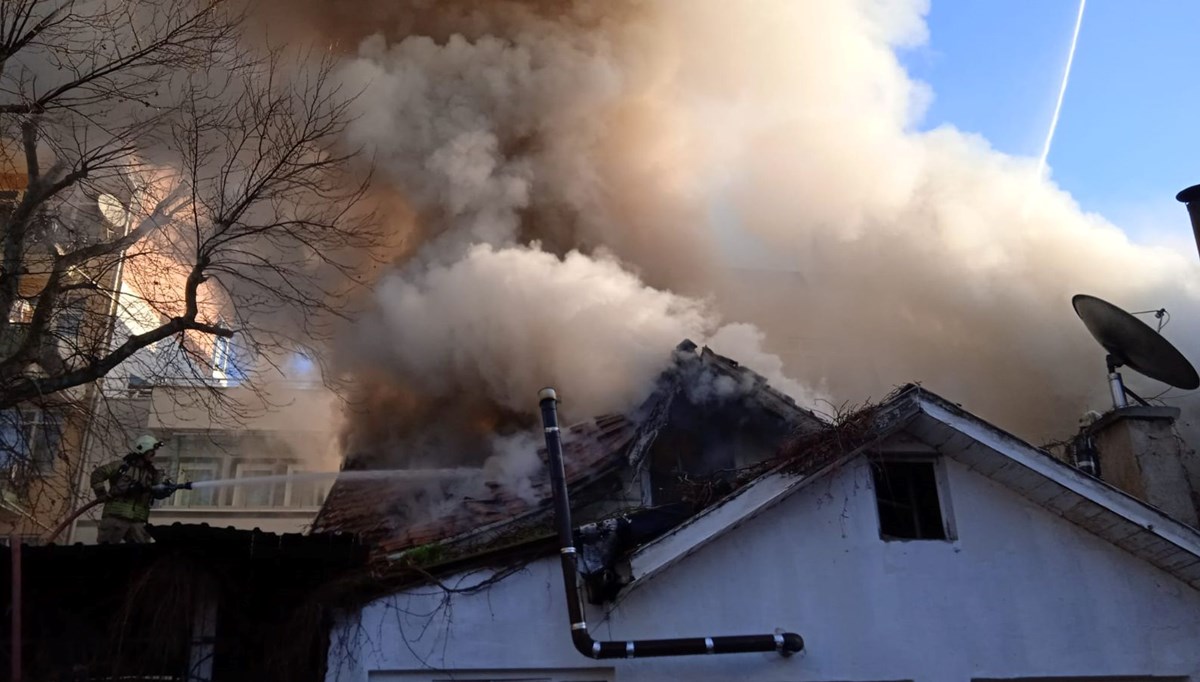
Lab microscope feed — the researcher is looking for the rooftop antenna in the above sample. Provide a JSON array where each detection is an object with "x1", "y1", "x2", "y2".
[{"x1": 1072, "y1": 294, "x2": 1199, "y2": 409}]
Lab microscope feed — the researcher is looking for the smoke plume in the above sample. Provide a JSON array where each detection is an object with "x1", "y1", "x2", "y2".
[{"x1": 259, "y1": 0, "x2": 1199, "y2": 469}]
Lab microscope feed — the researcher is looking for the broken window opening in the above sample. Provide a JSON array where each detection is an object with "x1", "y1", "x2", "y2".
[{"x1": 871, "y1": 459, "x2": 950, "y2": 541}]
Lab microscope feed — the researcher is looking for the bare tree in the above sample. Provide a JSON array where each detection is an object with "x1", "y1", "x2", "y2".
[{"x1": 0, "y1": 0, "x2": 378, "y2": 535}]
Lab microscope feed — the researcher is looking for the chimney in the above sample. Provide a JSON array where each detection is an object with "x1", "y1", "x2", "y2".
[
  {"x1": 1175, "y1": 184, "x2": 1200, "y2": 263},
  {"x1": 1086, "y1": 406, "x2": 1198, "y2": 527}
]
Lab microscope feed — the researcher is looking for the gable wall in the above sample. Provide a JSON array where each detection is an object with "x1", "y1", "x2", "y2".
[{"x1": 329, "y1": 454, "x2": 1200, "y2": 682}]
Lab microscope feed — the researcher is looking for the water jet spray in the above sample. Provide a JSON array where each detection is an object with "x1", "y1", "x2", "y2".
[{"x1": 186, "y1": 468, "x2": 476, "y2": 490}]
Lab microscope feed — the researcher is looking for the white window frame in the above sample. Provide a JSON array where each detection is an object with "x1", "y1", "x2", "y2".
[
  {"x1": 8, "y1": 299, "x2": 32, "y2": 324},
  {"x1": 212, "y1": 333, "x2": 232, "y2": 375},
  {"x1": 0, "y1": 408, "x2": 63, "y2": 473},
  {"x1": 167, "y1": 459, "x2": 222, "y2": 508},
  {"x1": 283, "y1": 464, "x2": 331, "y2": 509},
  {"x1": 231, "y1": 461, "x2": 279, "y2": 508}
]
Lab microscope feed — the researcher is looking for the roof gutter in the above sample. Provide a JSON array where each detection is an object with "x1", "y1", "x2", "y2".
[{"x1": 538, "y1": 388, "x2": 804, "y2": 659}]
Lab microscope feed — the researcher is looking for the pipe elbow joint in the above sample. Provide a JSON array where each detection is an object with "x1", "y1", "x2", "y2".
[
  {"x1": 780, "y1": 632, "x2": 804, "y2": 656},
  {"x1": 571, "y1": 630, "x2": 598, "y2": 659}
]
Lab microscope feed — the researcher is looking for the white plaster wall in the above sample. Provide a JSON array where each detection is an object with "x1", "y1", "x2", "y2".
[{"x1": 330, "y1": 456, "x2": 1200, "y2": 682}]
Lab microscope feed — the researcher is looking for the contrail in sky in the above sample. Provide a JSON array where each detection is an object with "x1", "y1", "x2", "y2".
[{"x1": 1036, "y1": 0, "x2": 1087, "y2": 180}]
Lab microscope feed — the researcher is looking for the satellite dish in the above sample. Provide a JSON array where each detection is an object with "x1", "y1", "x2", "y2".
[
  {"x1": 97, "y1": 193, "x2": 130, "y2": 228},
  {"x1": 1072, "y1": 294, "x2": 1199, "y2": 408}
]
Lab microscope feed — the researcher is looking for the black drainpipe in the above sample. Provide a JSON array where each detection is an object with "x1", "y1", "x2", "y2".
[{"x1": 538, "y1": 388, "x2": 805, "y2": 659}]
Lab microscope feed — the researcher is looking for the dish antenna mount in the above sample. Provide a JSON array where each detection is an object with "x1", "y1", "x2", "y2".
[{"x1": 1072, "y1": 294, "x2": 1199, "y2": 409}]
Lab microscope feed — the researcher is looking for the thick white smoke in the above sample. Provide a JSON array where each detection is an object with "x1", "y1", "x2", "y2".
[
  {"x1": 673, "y1": 1, "x2": 1200, "y2": 438},
  {"x1": 355, "y1": 244, "x2": 824, "y2": 424},
  {"x1": 309, "y1": 0, "x2": 1200, "y2": 461}
]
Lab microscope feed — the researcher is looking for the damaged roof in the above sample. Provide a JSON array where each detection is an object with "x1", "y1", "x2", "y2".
[
  {"x1": 311, "y1": 341, "x2": 824, "y2": 567},
  {"x1": 330, "y1": 374, "x2": 1200, "y2": 600},
  {"x1": 312, "y1": 413, "x2": 637, "y2": 559}
]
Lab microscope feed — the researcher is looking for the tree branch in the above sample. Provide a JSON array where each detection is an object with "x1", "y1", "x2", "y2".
[{"x1": 0, "y1": 11, "x2": 375, "y2": 487}]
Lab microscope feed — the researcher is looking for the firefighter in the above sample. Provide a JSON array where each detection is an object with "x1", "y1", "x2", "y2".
[{"x1": 90, "y1": 434, "x2": 178, "y2": 544}]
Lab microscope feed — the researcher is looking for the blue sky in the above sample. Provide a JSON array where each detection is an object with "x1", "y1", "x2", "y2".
[{"x1": 900, "y1": 1, "x2": 1200, "y2": 247}]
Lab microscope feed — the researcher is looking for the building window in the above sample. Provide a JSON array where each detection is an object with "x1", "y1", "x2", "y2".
[
  {"x1": 166, "y1": 458, "x2": 221, "y2": 507},
  {"x1": 0, "y1": 409, "x2": 62, "y2": 474},
  {"x1": 211, "y1": 321, "x2": 246, "y2": 384},
  {"x1": 871, "y1": 459, "x2": 950, "y2": 541},
  {"x1": 212, "y1": 332, "x2": 232, "y2": 375},
  {"x1": 284, "y1": 465, "x2": 331, "y2": 508},
  {"x1": 231, "y1": 461, "x2": 280, "y2": 508},
  {"x1": 8, "y1": 299, "x2": 33, "y2": 324}
]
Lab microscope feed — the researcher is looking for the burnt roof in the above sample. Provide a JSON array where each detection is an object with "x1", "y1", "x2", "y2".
[
  {"x1": 311, "y1": 341, "x2": 826, "y2": 569},
  {"x1": 312, "y1": 414, "x2": 637, "y2": 559}
]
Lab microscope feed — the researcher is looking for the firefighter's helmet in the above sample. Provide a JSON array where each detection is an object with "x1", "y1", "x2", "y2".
[{"x1": 133, "y1": 434, "x2": 163, "y2": 454}]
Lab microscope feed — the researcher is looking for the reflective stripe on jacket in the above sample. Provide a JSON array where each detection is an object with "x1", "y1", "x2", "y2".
[{"x1": 90, "y1": 457, "x2": 163, "y2": 522}]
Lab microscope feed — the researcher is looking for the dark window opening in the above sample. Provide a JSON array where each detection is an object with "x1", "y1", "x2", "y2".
[
  {"x1": 646, "y1": 392, "x2": 792, "y2": 507},
  {"x1": 871, "y1": 460, "x2": 948, "y2": 541}
]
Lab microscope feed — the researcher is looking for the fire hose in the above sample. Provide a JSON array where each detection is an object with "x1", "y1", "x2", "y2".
[
  {"x1": 46, "y1": 499, "x2": 103, "y2": 544},
  {"x1": 45, "y1": 482, "x2": 193, "y2": 544}
]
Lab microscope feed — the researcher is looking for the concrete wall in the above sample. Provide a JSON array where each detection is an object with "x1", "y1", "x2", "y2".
[{"x1": 329, "y1": 455, "x2": 1200, "y2": 682}]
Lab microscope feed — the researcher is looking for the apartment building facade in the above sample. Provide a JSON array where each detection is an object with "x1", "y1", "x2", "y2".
[
  {"x1": 0, "y1": 167, "x2": 125, "y2": 543},
  {"x1": 71, "y1": 380, "x2": 338, "y2": 543}
]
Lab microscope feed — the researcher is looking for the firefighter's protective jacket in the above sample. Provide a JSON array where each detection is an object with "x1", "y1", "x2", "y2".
[{"x1": 90, "y1": 455, "x2": 164, "y2": 522}]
